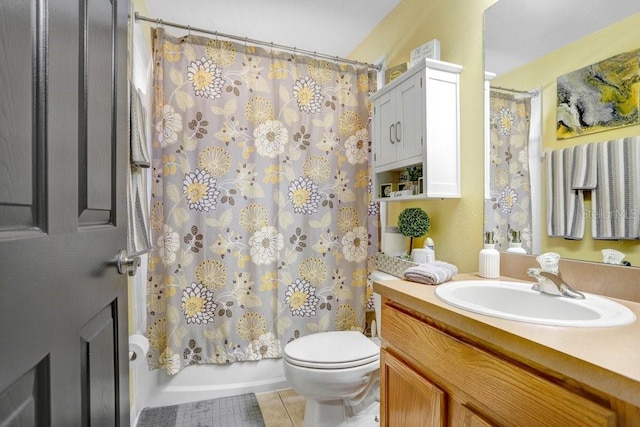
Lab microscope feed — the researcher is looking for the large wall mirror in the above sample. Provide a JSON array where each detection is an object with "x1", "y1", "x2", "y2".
[{"x1": 484, "y1": 0, "x2": 640, "y2": 266}]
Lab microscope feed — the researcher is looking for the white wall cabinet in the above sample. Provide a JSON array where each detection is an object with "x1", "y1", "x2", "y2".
[{"x1": 371, "y1": 59, "x2": 462, "y2": 200}]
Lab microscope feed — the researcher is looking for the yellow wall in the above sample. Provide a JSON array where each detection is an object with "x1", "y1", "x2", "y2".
[
  {"x1": 494, "y1": 13, "x2": 640, "y2": 265},
  {"x1": 350, "y1": 0, "x2": 498, "y2": 273}
]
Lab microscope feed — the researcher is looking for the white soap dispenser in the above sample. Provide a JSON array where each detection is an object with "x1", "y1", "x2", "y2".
[
  {"x1": 424, "y1": 237, "x2": 435, "y2": 263},
  {"x1": 506, "y1": 230, "x2": 527, "y2": 254},
  {"x1": 479, "y1": 231, "x2": 500, "y2": 279}
]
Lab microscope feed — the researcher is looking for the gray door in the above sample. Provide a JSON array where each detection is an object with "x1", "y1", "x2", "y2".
[{"x1": 0, "y1": 0, "x2": 130, "y2": 425}]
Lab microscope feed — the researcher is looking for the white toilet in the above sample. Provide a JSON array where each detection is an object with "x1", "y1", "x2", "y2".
[{"x1": 282, "y1": 270, "x2": 396, "y2": 427}]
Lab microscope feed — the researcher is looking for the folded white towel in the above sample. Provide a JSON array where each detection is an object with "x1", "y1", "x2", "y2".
[{"x1": 403, "y1": 261, "x2": 459, "y2": 285}]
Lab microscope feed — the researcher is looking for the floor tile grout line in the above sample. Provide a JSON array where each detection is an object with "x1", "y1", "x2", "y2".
[{"x1": 277, "y1": 391, "x2": 296, "y2": 427}]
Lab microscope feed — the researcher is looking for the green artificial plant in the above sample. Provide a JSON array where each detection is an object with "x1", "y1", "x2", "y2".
[
  {"x1": 397, "y1": 207, "x2": 430, "y2": 255},
  {"x1": 406, "y1": 166, "x2": 422, "y2": 182}
]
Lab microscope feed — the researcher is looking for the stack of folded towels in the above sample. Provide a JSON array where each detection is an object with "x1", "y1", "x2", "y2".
[{"x1": 403, "y1": 261, "x2": 458, "y2": 285}]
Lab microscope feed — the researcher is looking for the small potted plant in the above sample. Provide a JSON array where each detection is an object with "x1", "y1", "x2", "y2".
[
  {"x1": 397, "y1": 207, "x2": 430, "y2": 257},
  {"x1": 405, "y1": 166, "x2": 422, "y2": 194}
]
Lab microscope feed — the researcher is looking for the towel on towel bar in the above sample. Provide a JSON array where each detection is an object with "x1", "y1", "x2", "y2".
[
  {"x1": 571, "y1": 143, "x2": 597, "y2": 190},
  {"x1": 546, "y1": 147, "x2": 586, "y2": 239},
  {"x1": 592, "y1": 137, "x2": 640, "y2": 239},
  {"x1": 403, "y1": 261, "x2": 459, "y2": 285},
  {"x1": 127, "y1": 84, "x2": 152, "y2": 254}
]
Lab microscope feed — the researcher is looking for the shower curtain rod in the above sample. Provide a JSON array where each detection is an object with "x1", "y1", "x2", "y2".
[
  {"x1": 491, "y1": 85, "x2": 538, "y2": 97},
  {"x1": 134, "y1": 12, "x2": 380, "y2": 71}
]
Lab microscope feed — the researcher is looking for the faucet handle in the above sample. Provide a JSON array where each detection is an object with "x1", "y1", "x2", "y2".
[{"x1": 535, "y1": 252, "x2": 561, "y2": 273}]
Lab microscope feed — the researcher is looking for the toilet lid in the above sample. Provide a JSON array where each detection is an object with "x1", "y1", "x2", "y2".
[{"x1": 284, "y1": 331, "x2": 380, "y2": 369}]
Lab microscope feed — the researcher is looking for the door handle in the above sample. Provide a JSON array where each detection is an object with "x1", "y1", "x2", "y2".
[
  {"x1": 395, "y1": 121, "x2": 401, "y2": 142},
  {"x1": 389, "y1": 123, "x2": 395, "y2": 144},
  {"x1": 114, "y1": 250, "x2": 141, "y2": 276}
]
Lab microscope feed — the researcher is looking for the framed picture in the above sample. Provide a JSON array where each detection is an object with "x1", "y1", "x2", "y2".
[
  {"x1": 556, "y1": 48, "x2": 640, "y2": 139},
  {"x1": 417, "y1": 177, "x2": 424, "y2": 195},
  {"x1": 380, "y1": 183, "x2": 394, "y2": 198},
  {"x1": 409, "y1": 39, "x2": 441, "y2": 67},
  {"x1": 397, "y1": 183, "x2": 408, "y2": 191},
  {"x1": 385, "y1": 63, "x2": 408, "y2": 84}
]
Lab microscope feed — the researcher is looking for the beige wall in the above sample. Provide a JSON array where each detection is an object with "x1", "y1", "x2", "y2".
[
  {"x1": 350, "y1": 0, "x2": 498, "y2": 273},
  {"x1": 494, "y1": 13, "x2": 640, "y2": 265}
]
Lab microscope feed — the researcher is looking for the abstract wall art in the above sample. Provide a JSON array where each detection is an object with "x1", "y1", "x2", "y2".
[{"x1": 556, "y1": 48, "x2": 640, "y2": 139}]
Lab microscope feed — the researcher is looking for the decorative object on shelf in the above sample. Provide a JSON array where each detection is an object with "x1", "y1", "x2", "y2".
[
  {"x1": 406, "y1": 166, "x2": 422, "y2": 181},
  {"x1": 409, "y1": 39, "x2": 441, "y2": 67},
  {"x1": 391, "y1": 190, "x2": 413, "y2": 198},
  {"x1": 417, "y1": 177, "x2": 424, "y2": 195},
  {"x1": 397, "y1": 207, "x2": 431, "y2": 255},
  {"x1": 385, "y1": 62, "x2": 408, "y2": 83},
  {"x1": 557, "y1": 48, "x2": 640, "y2": 139},
  {"x1": 405, "y1": 166, "x2": 423, "y2": 195},
  {"x1": 380, "y1": 183, "x2": 394, "y2": 198},
  {"x1": 397, "y1": 182, "x2": 408, "y2": 192}
]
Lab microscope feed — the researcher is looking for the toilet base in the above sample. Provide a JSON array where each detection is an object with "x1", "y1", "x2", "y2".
[{"x1": 303, "y1": 399, "x2": 379, "y2": 427}]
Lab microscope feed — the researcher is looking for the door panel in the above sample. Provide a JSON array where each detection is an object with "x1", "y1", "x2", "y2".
[
  {"x1": 80, "y1": 0, "x2": 115, "y2": 224},
  {"x1": 373, "y1": 90, "x2": 397, "y2": 168},
  {"x1": 0, "y1": 0, "x2": 130, "y2": 425},
  {"x1": 81, "y1": 305, "x2": 118, "y2": 427},
  {"x1": 398, "y1": 74, "x2": 422, "y2": 161},
  {"x1": 0, "y1": 0, "x2": 45, "y2": 231},
  {"x1": 0, "y1": 356, "x2": 50, "y2": 427}
]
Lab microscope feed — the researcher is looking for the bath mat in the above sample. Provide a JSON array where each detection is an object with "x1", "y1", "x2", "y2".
[{"x1": 136, "y1": 393, "x2": 266, "y2": 427}]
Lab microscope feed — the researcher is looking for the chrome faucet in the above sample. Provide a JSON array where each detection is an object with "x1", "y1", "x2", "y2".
[{"x1": 526, "y1": 252, "x2": 585, "y2": 299}]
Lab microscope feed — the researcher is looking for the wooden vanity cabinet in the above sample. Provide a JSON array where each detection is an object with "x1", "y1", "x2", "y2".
[{"x1": 380, "y1": 301, "x2": 620, "y2": 427}]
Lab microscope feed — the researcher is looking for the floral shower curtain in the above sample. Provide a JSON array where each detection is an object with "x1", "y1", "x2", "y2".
[
  {"x1": 146, "y1": 28, "x2": 379, "y2": 374},
  {"x1": 485, "y1": 91, "x2": 532, "y2": 252}
]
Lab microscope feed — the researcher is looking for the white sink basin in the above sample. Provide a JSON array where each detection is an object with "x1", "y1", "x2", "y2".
[{"x1": 435, "y1": 280, "x2": 636, "y2": 327}]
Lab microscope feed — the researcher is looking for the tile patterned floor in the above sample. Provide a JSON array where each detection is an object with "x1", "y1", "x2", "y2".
[{"x1": 256, "y1": 389, "x2": 306, "y2": 427}]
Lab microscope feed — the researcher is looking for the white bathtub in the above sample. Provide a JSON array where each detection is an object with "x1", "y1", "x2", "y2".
[{"x1": 135, "y1": 358, "x2": 288, "y2": 409}]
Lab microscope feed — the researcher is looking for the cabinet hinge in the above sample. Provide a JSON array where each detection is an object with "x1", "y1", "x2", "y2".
[
  {"x1": 374, "y1": 153, "x2": 377, "y2": 161},
  {"x1": 420, "y1": 77, "x2": 423, "y2": 87},
  {"x1": 421, "y1": 136, "x2": 424, "y2": 146}
]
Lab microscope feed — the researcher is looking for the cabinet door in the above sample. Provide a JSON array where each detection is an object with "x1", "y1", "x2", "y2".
[
  {"x1": 424, "y1": 68, "x2": 460, "y2": 197},
  {"x1": 381, "y1": 348, "x2": 445, "y2": 427},
  {"x1": 452, "y1": 402, "x2": 497, "y2": 427},
  {"x1": 383, "y1": 304, "x2": 617, "y2": 427},
  {"x1": 397, "y1": 73, "x2": 423, "y2": 163},
  {"x1": 373, "y1": 89, "x2": 397, "y2": 168}
]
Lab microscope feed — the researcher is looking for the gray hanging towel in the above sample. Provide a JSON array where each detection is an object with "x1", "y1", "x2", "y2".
[
  {"x1": 570, "y1": 142, "x2": 597, "y2": 190},
  {"x1": 130, "y1": 83, "x2": 151, "y2": 167},
  {"x1": 127, "y1": 82, "x2": 152, "y2": 254},
  {"x1": 545, "y1": 146, "x2": 586, "y2": 239},
  {"x1": 592, "y1": 137, "x2": 640, "y2": 240}
]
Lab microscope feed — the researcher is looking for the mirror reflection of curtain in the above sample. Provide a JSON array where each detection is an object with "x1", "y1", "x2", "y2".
[
  {"x1": 147, "y1": 28, "x2": 379, "y2": 374},
  {"x1": 485, "y1": 91, "x2": 532, "y2": 252}
]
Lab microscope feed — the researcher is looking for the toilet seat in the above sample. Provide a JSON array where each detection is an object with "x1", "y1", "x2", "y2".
[{"x1": 284, "y1": 331, "x2": 380, "y2": 370}]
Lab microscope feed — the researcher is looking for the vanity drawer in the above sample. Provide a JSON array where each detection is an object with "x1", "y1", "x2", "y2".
[{"x1": 382, "y1": 303, "x2": 616, "y2": 427}]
